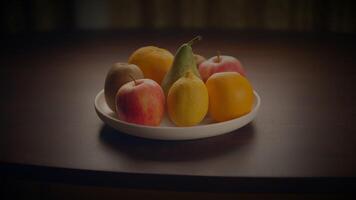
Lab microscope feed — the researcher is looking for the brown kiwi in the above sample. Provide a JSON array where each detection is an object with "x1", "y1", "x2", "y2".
[{"x1": 104, "y1": 63, "x2": 144, "y2": 112}]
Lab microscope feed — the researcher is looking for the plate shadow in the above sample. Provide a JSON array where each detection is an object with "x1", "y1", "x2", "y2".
[{"x1": 99, "y1": 123, "x2": 255, "y2": 162}]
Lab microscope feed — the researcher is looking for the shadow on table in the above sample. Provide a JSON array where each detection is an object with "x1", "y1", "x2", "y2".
[{"x1": 99, "y1": 123, "x2": 255, "y2": 162}]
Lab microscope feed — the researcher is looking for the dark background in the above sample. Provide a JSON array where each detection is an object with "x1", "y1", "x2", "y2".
[
  {"x1": 2, "y1": 0, "x2": 356, "y2": 34},
  {"x1": 1, "y1": 0, "x2": 356, "y2": 199}
]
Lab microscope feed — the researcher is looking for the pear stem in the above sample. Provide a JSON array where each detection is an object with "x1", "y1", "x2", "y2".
[
  {"x1": 216, "y1": 51, "x2": 221, "y2": 62},
  {"x1": 187, "y1": 36, "x2": 202, "y2": 46},
  {"x1": 128, "y1": 74, "x2": 137, "y2": 86}
]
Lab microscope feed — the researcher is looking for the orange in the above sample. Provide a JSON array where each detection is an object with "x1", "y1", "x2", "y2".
[
  {"x1": 206, "y1": 72, "x2": 254, "y2": 122},
  {"x1": 128, "y1": 46, "x2": 174, "y2": 85}
]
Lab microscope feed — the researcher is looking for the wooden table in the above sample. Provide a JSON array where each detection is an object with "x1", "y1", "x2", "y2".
[{"x1": 1, "y1": 30, "x2": 356, "y2": 193}]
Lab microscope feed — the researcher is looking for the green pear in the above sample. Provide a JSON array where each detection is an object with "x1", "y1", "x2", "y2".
[{"x1": 161, "y1": 36, "x2": 202, "y2": 95}]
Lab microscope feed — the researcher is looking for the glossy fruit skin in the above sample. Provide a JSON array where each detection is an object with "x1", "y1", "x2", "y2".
[
  {"x1": 104, "y1": 63, "x2": 144, "y2": 112},
  {"x1": 128, "y1": 46, "x2": 174, "y2": 85},
  {"x1": 167, "y1": 72, "x2": 208, "y2": 126},
  {"x1": 116, "y1": 79, "x2": 165, "y2": 126},
  {"x1": 162, "y1": 39, "x2": 201, "y2": 96},
  {"x1": 206, "y1": 72, "x2": 253, "y2": 122},
  {"x1": 199, "y1": 55, "x2": 246, "y2": 82}
]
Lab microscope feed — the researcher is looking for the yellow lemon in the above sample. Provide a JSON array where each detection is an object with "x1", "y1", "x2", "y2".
[
  {"x1": 128, "y1": 46, "x2": 174, "y2": 85},
  {"x1": 167, "y1": 72, "x2": 209, "y2": 126},
  {"x1": 206, "y1": 72, "x2": 254, "y2": 122}
]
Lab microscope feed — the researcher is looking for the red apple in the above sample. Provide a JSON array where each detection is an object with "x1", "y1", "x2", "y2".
[
  {"x1": 199, "y1": 55, "x2": 246, "y2": 82},
  {"x1": 115, "y1": 79, "x2": 165, "y2": 126}
]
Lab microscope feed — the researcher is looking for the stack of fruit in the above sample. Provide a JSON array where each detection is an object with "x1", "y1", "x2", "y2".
[{"x1": 104, "y1": 36, "x2": 254, "y2": 127}]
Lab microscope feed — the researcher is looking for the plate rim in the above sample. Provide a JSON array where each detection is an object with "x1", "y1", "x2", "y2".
[{"x1": 94, "y1": 89, "x2": 261, "y2": 131}]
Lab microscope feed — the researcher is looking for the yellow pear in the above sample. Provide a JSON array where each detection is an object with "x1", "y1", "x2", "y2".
[{"x1": 167, "y1": 71, "x2": 208, "y2": 126}]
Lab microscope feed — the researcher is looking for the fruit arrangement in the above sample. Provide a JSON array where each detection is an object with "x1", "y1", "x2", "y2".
[{"x1": 104, "y1": 36, "x2": 254, "y2": 127}]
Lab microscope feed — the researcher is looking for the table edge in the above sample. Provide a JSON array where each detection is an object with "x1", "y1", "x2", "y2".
[{"x1": 1, "y1": 162, "x2": 355, "y2": 193}]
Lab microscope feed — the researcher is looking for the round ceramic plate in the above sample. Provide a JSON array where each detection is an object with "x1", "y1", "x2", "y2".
[{"x1": 95, "y1": 89, "x2": 260, "y2": 140}]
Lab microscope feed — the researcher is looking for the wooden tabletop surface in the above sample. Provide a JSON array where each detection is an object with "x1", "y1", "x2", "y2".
[{"x1": 1, "y1": 30, "x2": 356, "y2": 192}]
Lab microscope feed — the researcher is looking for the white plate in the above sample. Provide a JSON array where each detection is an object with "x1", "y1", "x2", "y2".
[{"x1": 95, "y1": 89, "x2": 260, "y2": 140}]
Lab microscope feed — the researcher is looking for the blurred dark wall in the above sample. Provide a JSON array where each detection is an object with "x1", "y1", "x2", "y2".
[{"x1": 2, "y1": 0, "x2": 356, "y2": 34}]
